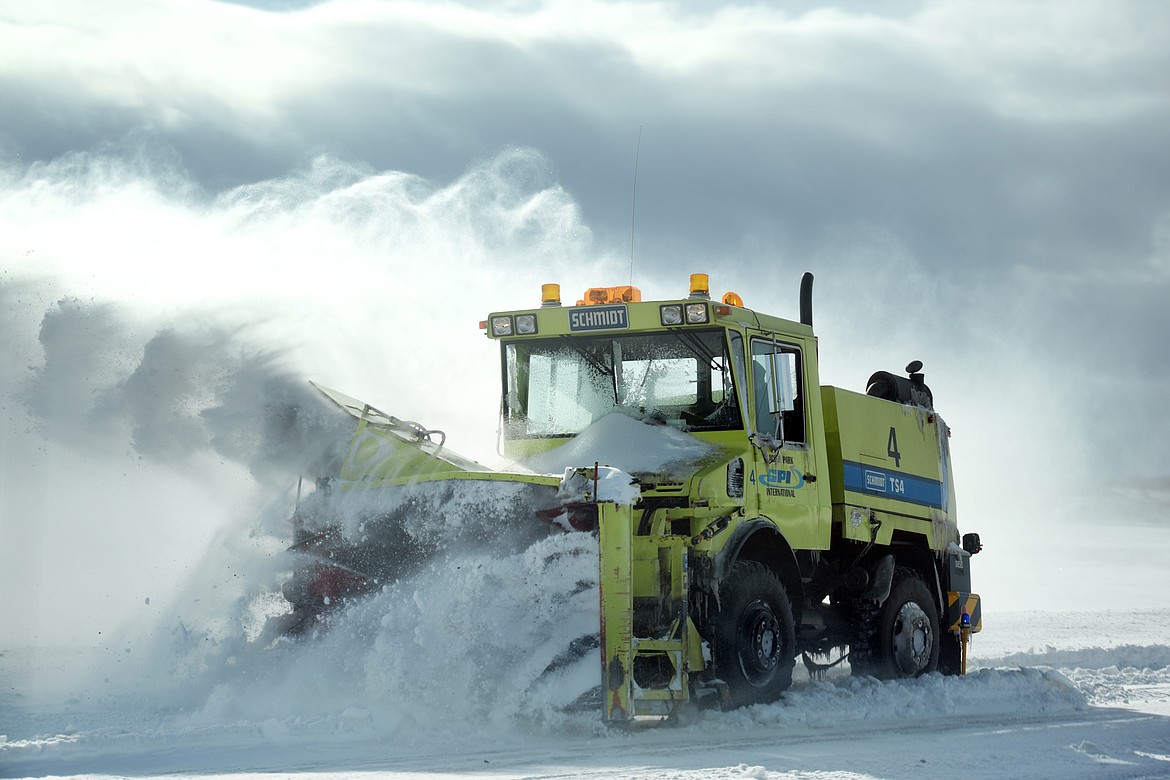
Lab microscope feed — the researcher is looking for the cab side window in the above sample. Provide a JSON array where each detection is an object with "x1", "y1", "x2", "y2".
[{"x1": 750, "y1": 339, "x2": 805, "y2": 445}]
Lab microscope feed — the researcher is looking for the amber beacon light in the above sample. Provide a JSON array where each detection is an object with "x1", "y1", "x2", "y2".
[
  {"x1": 689, "y1": 273, "x2": 710, "y2": 299},
  {"x1": 541, "y1": 283, "x2": 562, "y2": 307}
]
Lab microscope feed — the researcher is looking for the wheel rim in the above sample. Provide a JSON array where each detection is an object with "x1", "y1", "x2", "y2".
[
  {"x1": 891, "y1": 601, "x2": 934, "y2": 676},
  {"x1": 737, "y1": 598, "x2": 781, "y2": 685}
]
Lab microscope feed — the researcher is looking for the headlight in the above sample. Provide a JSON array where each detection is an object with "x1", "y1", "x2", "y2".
[
  {"x1": 660, "y1": 305, "x2": 683, "y2": 326},
  {"x1": 515, "y1": 314, "x2": 538, "y2": 334},
  {"x1": 490, "y1": 316, "x2": 514, "y2": 336},
  {"x1": 685, "y1": 303, "x2": 709, "y2": 324}
]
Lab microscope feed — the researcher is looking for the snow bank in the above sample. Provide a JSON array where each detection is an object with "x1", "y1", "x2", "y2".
[
  {"x1": 968, "y1": 609, "x2": 1170, "y2": 659},
  {"x1": 686, "y1": 666, "x2": 1089, "y2": 734},
  {"x1": 6, "y1": 607, "x2": 1170, "y2": 778},
  {"x1": 967, "y1": 611, "x2": 1170, "y2": 716},
  {"x1": 0, "y1": 650, "x2": 1110, "y2": 772},
  {"x1": 987, "y1": 643, "x2": 1170, "y2": 672}
]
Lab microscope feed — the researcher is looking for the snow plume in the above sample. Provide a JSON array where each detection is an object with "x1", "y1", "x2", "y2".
[
  {"x1": 1, "y1": 142, "x2": 611, "y2": 650},
  {"x1": 65, "y1": 530, "x2": 602, "y2": 741},
  {"x1": 187, "y1": 531, "x2": 602, "y2": 731},
  {"x1": 1, "y1": 141, "x2": 608, "y2": 458},
  {"x1": 18, "y1": 294, "x2": 350, "y2": 483}
]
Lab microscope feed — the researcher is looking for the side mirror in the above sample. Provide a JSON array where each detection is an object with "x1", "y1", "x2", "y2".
[{"x1": 962, "y1": 532, "x2": 983, "y2": 555}]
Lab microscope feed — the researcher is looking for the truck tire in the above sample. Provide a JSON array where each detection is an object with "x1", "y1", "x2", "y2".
[
  {"x1": 714, "y1": 560, "x2": 796, "y2": 708},
  {"x1": 854, "y1": 568, "x2": 940, "y2": 679}
]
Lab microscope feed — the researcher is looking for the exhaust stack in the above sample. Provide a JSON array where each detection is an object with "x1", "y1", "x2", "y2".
[{"x1": 800, "y1": 272, "x2": 814, "y2": 327}]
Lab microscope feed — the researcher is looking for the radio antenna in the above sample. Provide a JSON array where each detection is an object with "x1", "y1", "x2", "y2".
[{"x1": 629, "y1": 125, "x2": 642, "y2": 286}]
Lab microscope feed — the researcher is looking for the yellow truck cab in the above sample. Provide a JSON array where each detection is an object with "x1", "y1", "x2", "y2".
[{"x1": 482, "y1": 273, "x2": 982, "y2": 720}]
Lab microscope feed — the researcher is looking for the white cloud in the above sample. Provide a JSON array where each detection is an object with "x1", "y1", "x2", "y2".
[{"x1": 6, "y1": 1, "x2": 1167, "y2": 134}]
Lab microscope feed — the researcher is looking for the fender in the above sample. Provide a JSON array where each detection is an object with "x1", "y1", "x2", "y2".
[
  {"x1": 892, "y1": 542, "x2": 944, "y2": 613},
  {"x1": 713, "y1": 518, "x2": 804, "y2": 626},
  {"x1": 864, "y1": 554, "x2": 895, "y2": 604}
]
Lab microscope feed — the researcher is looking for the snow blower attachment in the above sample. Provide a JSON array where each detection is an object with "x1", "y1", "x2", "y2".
[
  {"x1": 277, "y1": 383, "x2": 563, "y2": 636},
  {"x1": 280, "y1": 272, "x2": 983, "y2": 721}
]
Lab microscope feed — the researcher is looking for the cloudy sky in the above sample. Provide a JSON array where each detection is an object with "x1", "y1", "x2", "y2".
[{"x1": 2, "y1": 0, "x2": 1169, "y2": 645}]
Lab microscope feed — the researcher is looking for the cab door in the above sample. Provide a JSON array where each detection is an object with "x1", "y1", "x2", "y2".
[{"x1": 747, "y1": 334, "x2": 824, "y2": 550}]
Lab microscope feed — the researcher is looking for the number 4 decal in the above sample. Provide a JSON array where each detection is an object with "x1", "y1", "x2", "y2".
[{"x1": 887, "y1": 426, "x2": 901, "y2": 467}]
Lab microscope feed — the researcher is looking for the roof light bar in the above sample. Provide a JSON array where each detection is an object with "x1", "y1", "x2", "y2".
[{"x1": 578, "y1": 285, "x2": 642, "y2": 306}]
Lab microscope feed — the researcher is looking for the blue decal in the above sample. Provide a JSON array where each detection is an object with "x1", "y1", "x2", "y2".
[
  {"x1": 842, "y1": 461, "x2": 943, "y2": 508},
  {"x1": 568, "y1": 305, "x2": 629, "y2": 332}
]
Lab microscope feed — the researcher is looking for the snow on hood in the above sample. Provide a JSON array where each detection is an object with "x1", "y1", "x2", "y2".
[{"x1": 520, "y1": 412, "x2": 721, "y2": 478}]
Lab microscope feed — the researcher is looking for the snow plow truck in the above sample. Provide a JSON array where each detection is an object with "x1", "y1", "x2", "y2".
[{"x1": 280, "y1": 272, "x2": 983, "y2": 722}]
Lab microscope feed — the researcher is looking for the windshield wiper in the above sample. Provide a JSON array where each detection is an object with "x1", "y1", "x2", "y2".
[
  {"x1": 667, "y1": 328, "x2": 720, "y2": 372},
  {"x1": 557, "y1": 335, "x2": 619, "y2": 403}
]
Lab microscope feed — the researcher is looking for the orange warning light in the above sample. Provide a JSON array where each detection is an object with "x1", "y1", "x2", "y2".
[{"x1": 577, "y1": 285, "x2": 642, "y2": 306}]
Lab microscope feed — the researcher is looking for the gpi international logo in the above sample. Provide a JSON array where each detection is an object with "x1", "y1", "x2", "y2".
[
  {"x1": 759, "y1": 468, "x2": 805, "y2": 489},
  {"x1": 757, "y1": 467, "x2": 806, "y2": 498}
]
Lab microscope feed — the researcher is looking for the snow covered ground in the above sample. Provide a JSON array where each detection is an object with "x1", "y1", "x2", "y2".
[{"x1": 4, "y1": 601, "x2": 1168, "y2": 779}]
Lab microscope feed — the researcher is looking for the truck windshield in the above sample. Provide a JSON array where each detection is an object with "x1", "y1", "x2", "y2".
[{"x1": 503, "y1": 329, "x2": 742, "y2": 437}]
